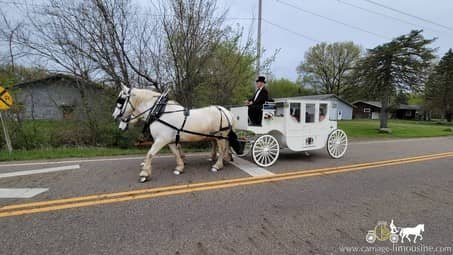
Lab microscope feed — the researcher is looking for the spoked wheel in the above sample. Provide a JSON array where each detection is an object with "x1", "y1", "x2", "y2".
[
  {"x1": 327, "y1": 129, "x2": 348, "y2": 159},
  {"x1": 252, "y1": 135, "x2": 280, "y2": 167}
]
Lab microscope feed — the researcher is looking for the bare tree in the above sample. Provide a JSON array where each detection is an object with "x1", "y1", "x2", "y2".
[
  {"x1": 12, "y1": 0, "x2": 159, "y2": 88},
  {"x1": 0, "y1": 10, "x2": 26, "y2": 73},
  {"x1": 159, "y1": 0, "x2": 227, "y2": 107}
]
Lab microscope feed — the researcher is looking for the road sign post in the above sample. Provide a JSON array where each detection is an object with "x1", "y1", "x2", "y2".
[{"x1": 0, "y1": 86, "x2": 13, "y2": 153}]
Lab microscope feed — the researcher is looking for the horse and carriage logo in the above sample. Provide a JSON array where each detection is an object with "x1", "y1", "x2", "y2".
[{"x1": 366, "y1": 220, "x2": 424, "y2": 244}]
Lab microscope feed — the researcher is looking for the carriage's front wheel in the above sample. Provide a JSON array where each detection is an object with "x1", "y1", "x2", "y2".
[
  {"x1": 252, "y1": 135, "x2": 280, "y2": 167},
  {"x1": 327, "y1": 129, "x2": 348, "y2": 159}
]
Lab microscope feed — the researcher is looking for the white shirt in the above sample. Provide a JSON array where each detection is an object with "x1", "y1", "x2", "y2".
[{"x1": 253, "y1": 88, "x2": 262, "y2": 102}]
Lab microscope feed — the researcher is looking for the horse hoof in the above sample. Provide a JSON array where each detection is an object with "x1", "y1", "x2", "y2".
[
  {"x1": 173, "y1": 170, "x2": 183, "y2": 175},
  {"x1": 211, "y1": 167, "x2": 218, "y2": 172},
  {"x1": 139, "y1": 176, "x2": 148, "y2": 183},
  {"x1": 140, "y1": 162, "x2": 145, "y2": 167}
]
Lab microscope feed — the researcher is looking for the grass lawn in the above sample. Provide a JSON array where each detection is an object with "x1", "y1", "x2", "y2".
[
  {"x1": 0, "y1": 147, "x2": 147, "y2": 161},
  {"x1": 1, "y1": 119, "x2": 451, "y2": 162},
  {"x1": 0, "y1": 146, "x2": 212, "y2": 162},
  {"x1": 339, "y1": 119, "x2": 453, "y2": 139}
]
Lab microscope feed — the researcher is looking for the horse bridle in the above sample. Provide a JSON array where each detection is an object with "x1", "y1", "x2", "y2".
[{"x1": 114, "y1": 88, "x2": 136, "y2": 122}]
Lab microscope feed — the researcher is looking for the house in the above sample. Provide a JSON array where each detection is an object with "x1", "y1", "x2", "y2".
[
  {"x1": 352, "y1": 101, "x2": 421, "y2": 120},
  {"x1": 12, "y1": 74, "x2": 114, "y2": 120},
  {"x1": 288, "y1": 94, "x2": 354, "y2": 120}
]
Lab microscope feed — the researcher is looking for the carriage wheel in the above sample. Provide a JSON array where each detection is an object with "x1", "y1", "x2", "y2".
[
  {"x1": 327, "y1": 129, "x2": 348, "y2": 159},
  {"x1": 252, "y1": 135, "x2": 280, "y2": 167}
]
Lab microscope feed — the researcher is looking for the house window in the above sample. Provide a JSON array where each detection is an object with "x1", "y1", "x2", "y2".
[
  {"x1": 305, "y1": 104, "x2": 315, "y2": 123},
  {"x1": 364, "y1": 108, "x2": 371, "y2": 113},
  {"x1": 290, "y1": 103, "x2": 301, "y2": 122},
  {"x1": 405, "y1": 111, "x2": 412, "y2": 117}
]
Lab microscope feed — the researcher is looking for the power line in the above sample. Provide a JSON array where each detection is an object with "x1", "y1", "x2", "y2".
[
  {"x1": 276, "y1": 0, "x2": 389, "y2": 39},
  {"x1": 361, "y1": 0, "x2": 453, "y2": 31},
  {"x1": 263, "y1": 19, "x2": 320, "y2": 43},
  {"x1": 337, "y1": 0, "x2": 443, "y2": 34}
]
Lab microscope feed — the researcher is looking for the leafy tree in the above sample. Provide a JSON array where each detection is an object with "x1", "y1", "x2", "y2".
[
  {"x1": 354, "y1": 30, "x2": 435, "y2": 129},
  {"x1": 194, "y1": 32, "x2": 255, "y2": 107},
  {"x1": 425, "y1": 49, "x2": 453, "y2": 122},
  {"x1": 296, "y1": 41, "x2": 361, "y2": 96},
  {"x1": 267, "y1": 78, "x2": 308, "y2": 98}
]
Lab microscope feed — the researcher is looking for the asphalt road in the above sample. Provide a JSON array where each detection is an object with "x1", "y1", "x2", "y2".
[{"x1": 0, "y1": 137, "x2": 452, "y2": 255}]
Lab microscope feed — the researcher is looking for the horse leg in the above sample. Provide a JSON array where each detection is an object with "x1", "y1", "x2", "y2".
[
  {"x1": 211, "y1": 139, "x2": 226, "y2": 172},
  {"x1": 177, "y1": 143, "x2": 186, "y2": 161},
  {"x1": 223, "y1": 139, "x2": 233, "y2": 162},
  {"x1": 413, "y1": 235, "x2": 417, "y2": 243},
  {"x1": 210, "y1": 140, "x2": 218, "y2": 161},
  {"x1": 139, "y1": 139, "x2": 168, "y2": 183},
  {"x1": 169, "y1": 143, "x2": 185, "y2": 175}
]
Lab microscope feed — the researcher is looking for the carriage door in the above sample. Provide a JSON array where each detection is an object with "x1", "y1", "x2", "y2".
[
  {"x1": 301, "y1": 103, "x2": 319, "y2": 149},
  {"x1": 285, "y1": 102, "x2": 305, "y2": 151},
  {"x1": 285, "y1": 102, "x2": 315, "y2": 150}
]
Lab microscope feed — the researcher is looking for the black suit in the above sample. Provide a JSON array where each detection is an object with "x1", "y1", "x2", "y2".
[{"x1": 248, "y1": 87, "x2": 269, "y2": 125}]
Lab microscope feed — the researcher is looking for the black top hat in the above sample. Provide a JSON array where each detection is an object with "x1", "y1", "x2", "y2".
[{"x1": 256, "y1": 76, "x2": 266, "y2": 83}]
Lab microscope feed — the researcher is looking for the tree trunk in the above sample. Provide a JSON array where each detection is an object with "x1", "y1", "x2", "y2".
[{"x1": 380, "y1": 95, "x2": 389, "y2": 129}]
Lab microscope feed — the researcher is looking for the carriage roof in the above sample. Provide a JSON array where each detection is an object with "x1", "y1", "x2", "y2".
[{"x1": 271, "y1": 94, "x2": 352, "y2": 107}]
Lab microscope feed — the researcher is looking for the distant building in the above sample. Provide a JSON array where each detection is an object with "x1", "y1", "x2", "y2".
[
  {"x1": 288, "y1": 94, "x2": 354, "y2": 120},
  {"x1": 352, "y1": 101, "x2": 421, "y2": 120},
  {"x1": 12, "y1": 74, "x2": 113, "y2": 120}
]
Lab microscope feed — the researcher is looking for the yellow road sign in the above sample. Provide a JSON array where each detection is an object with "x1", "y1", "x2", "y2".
[{"x1": 0, "y1": 86, "x2": 13, "y2": 110}]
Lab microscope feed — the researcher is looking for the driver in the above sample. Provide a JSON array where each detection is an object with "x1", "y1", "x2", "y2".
[{"x1": 245, "y1": 76, "x2": 269, "y2": 126}]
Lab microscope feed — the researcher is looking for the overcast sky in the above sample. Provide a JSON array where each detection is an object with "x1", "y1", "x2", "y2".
[
  {"x1": 215, "y1": 0, "x2": 453, "y2": 81},
  {"x1": 2, "y1": 0, "x2": 453, "y2": 81}
]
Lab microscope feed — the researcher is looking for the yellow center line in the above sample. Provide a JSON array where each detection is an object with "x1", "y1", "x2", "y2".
[{"x1": 0, "y1": 152, "x2": 452, "y2": 218}]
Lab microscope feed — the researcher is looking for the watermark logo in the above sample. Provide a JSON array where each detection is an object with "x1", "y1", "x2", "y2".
[{"x1": 366, "y1": 219, "x2": 424, "y2": 244}]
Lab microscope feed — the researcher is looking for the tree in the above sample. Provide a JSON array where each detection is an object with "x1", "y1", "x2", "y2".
[
  {"x1": 296, "y1": 41, "x2": 361, "y2": 96},
  {"x1": 0, "y1": 11, "x2": 25, "y2": 73},
  {"x1": 13, "y1": 0, "x2": 160, "y2": 88},
  {"x1": 267, "y1": 78, "x2": 308, "y2": 98},
  {"x1": 425, "y1": 49, "x2": 453, "y2": 122},
  {"x1": 354, "y1": 30, "x2": 435, "y2": 129},
  {"x1": 194, "y1": 30, "x2": 255, "y2": 107}
]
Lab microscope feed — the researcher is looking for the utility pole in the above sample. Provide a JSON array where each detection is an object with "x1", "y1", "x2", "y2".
[{"x1": 256, "y1": 0, "x2": 262, "y2": 81}]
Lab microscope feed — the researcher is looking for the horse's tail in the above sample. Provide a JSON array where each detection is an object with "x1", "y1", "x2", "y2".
[
  {"x1": 228, "y1": 130, "x2": 244, "y2": 155},
  {"x1": 225, "y1": 107, "x2": 244, "y2": 154}
]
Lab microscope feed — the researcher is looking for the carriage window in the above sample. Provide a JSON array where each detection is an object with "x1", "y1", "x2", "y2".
[
  {"x1": 275, "y1": 102, "x2": 284, "y2": 117},
  {"x1": 319, "y1": 103, "x2": 327, "y2": 122},
  {"x1": 290, "y1": 103, "x2": 301, "y2": 122},
  {"x1": 305, "y1": 104, "x2": 315, "y2": 123}
]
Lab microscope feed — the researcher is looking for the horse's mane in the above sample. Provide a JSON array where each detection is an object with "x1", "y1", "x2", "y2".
[{"x1": 132, "y1": 88, "x2": 181, "y2": 106}]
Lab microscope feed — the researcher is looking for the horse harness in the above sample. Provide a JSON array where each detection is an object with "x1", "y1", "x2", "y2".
[{"x1": 117, "y1": 90, "x2": 232, "y2": 144}]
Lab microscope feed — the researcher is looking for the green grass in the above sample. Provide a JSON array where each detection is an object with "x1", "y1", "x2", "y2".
[
  {"x1": 0, "y1": 147, "x2": 147, "y2": 161},
  {"x1": 339, "y1": 119, "x2": 453, "y2": 139},
  {"x1": 1, "y1": 119, "x2": 452, "y2": 162},
  {"x1": 0, "y1": 146, "x2": 211, "y2": 162}
]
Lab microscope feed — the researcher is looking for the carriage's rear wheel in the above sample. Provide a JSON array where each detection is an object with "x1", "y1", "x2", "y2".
[
  {"x1": 252, "y1": 135, "x2": 280, "y2": 167},
  {"x1": 327, "y1": 129, "x2": 348, "y2": 159}
]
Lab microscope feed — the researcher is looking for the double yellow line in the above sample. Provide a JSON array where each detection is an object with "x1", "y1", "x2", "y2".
[{"x1": 1, "y1": 151, "x2": 452, "y2": 218}]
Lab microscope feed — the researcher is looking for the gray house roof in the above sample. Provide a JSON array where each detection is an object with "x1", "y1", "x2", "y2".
[
  {"x1": 15, "y1": 74, "x2": 102, "y2": 88},
  {"x1": 289, "y1": 94, "x2": 354, "y2": 107},
  {"x1": 352, "y1": 100, "x2": 421, "y2": 110}
]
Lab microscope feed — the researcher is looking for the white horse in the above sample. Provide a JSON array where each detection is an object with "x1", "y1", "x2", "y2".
[
  {"x1": 399, "y1": 224, "x2": 424, "y2": 243},
  {"x1": 112, "y1": 85, "x2": 237, "y2": 182}
]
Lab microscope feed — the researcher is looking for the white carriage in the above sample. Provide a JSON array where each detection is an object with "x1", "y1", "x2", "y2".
[{"x1": 230, "y1": 97, "x2": 348, "y2": 167}]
